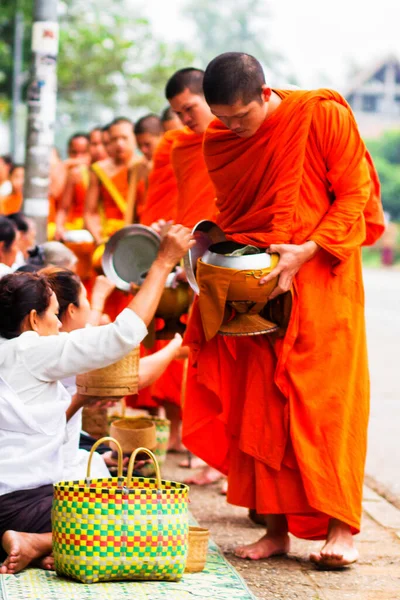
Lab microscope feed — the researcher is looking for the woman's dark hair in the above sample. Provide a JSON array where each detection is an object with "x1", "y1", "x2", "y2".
[
  {"x1": 7, "y1": 212, "x2": 29, "y2": 234},
  {"x1": 0, "y1": 272, "x2": 53, "y2": 339},
  {"x1": 0, "y1": 216, "x2": 16, "y2": 251},
  {"x1": 40, "y1": 266, "x2": 81, "y2": 320}
]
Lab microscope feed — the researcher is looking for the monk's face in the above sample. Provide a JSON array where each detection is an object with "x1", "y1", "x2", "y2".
[
  {"x1": 68, "y1": 136, "x2": 90, "y2": 161},
  {"x1": 89, "y1": 130, "x2": 107, "y2": 162},
  {"x1": 169, "y1": 88, "x2": 213, "y2": 135},
  {"x1": 162, "y1": 116, "x2": 183, "y2": 132},
  {"x1": 109, "y1": 122, "x2": 136, "y2": 164},
  {"x1": 209, "y1": 87, "x2": 271, "y2": 138},
  {"x1": 135, "y1": 132, "x2": 161, "y2": 162}
]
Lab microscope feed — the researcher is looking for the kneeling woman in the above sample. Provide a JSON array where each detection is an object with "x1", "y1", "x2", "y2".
[
  {"x1": 0, "y1": 225, "x2": 192, "y2": 575},
  {"x1": 42, "y1": 266, "x2": 185, "y2": 480}
]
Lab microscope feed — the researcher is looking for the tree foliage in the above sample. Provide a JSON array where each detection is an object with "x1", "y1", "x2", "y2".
[
  {"x1": 0, "y1": 0, "x2": 194, "y2": 123},
  {"x1": 367, "y1": 131, "x2": 400, "y2": 219},
  {"x1": 183, "y1": 0, "x2": 282, "y2": 72}
]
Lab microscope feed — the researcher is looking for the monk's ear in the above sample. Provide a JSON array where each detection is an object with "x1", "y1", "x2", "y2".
[{"x1": 261, "y1": 86, "x2": 272, "y2": 103}]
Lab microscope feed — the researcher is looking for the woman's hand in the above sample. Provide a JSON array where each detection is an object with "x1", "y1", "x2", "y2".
[
  {"x1": 90, "y1": 276, "x2": 116, "y2": 316},
  {"x1": 156, "y1": 225, "x2": 195, "y2": 270},
  {"x1": 260, "y1": 241, "x2": 319, "y2": 300}
]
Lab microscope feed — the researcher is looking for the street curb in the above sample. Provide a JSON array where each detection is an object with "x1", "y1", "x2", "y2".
[{"x1": 363, "y1": 484, "x2": 400, "y2": 537}]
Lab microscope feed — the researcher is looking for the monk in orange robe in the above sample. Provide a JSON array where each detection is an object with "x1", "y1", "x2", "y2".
[
  {"x1": 161, "y1": 106, "x2": 183, "y2": 132},
  {"x1": 140, "y1": 129, "x2": 180, "y2": 227},
  {"x1": 0, "y1": 165, "x2": 24, "y2": 215},
  {"x1": 55, "y1": 133, "x2": 91, "y2": 240},
  {"x1": 85, "y1": 117, "x2": 149, "y2": 246},
  {"x1": 136, "y1": 116, "x2": 186, "y2": 447},
  {"x1": 166, "y1": 68, "x2": 217, "y2": 229},
  {"x1": 182, "y1": 53, "x2": 384, "y2": 568}
]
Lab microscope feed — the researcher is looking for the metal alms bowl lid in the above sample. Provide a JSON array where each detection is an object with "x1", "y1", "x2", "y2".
[
  {"x1": 183, "y1": 220, "x2": 227, "y2": 295},
  {"x1": 102, "y1": 225, "x2": 160, "y2": 291},
  {"x1": 202, "y1": 241, "x2": 271, "y2": 270}
]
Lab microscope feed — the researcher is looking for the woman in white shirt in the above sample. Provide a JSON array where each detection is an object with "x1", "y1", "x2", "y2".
[
  {"x1": 42, "y1": 266, "x2": 185, "y2": 481},
  {"x1": 0, "y1": 224, "x2": 193, "y2": 575}
]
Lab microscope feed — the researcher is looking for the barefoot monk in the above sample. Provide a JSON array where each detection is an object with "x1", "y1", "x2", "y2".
[{"x1": 182, "y1": 52, "x2": 384, "y2": 567}]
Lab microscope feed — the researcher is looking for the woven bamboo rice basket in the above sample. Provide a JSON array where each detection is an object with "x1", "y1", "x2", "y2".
[
  {"x1": 184, "y1": 527, "x2": 209, "y2": 573},
  {"x1": 76, "y1": 347, "x2": 140, "y2": 397},
  {"x1": 109, "y1": 418, "x2": 157, "y2": 454}
]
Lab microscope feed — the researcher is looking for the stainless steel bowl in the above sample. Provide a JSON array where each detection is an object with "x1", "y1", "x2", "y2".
[
  {"x1": 184, "y1": 220, "x2": 227, "y2": 294},
  {"x1": 202, "y1": 241, "x2": 271, "y2": 270},
  {"x1": 102, "y1": 225, "x2": 160, "y2": 291}
]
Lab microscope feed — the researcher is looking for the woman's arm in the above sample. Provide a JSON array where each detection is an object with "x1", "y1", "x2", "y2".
[{"x1": 23, "y1": 225, "x2": 194, "y2": 382}]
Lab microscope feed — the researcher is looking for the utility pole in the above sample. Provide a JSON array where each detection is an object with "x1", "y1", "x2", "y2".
[
  {"x1": 11, "y1": 8, "x2": 24, "y2": 162},
  {"x1": 23, "y1": 0, "x2": 59, "y2": 243}
]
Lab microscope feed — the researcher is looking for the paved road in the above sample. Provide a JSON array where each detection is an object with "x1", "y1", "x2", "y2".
[{"x1": 364, "y1": 267, "x2": 400, "y2": 498}]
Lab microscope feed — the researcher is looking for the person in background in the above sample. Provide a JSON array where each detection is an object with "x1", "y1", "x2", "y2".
[
  {"x1": 55, "y1": 134, "x2": 91, "y2": 240},
  {"x1": 0, "y1": 156, "x2": 13, "y2": 197},
  {"x1": 0, "y1": 217, "x2": 18, "y2": 278},
  {"x1": 134, "y1": 114, "x2": 163, "y2": 164},
  {"x1": 0, "y1": 165, "x2": 24, "y2": 215},
  {"x1": 7, "y1": 213, "x2": 36, "y2": 269},
  {"x1": 88, "y1": 127, "x2": 108, "y2": 163},
  {"x1": 161, "y1": 106, "x2": 184, "y2": 132}
]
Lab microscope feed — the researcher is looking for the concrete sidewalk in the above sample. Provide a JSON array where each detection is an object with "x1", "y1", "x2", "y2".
[{"x1": 164, "y1": 455, "x2": 400, "y2": 600}]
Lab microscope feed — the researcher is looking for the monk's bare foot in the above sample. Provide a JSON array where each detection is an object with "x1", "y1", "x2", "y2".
[
  {"x1": 248, "y1": 509, "x2": 267, "y2": 526},
  {"x1": 310, "y1": 518, "x2": 359, "y2": 569},
  {"x1": 0, "y1": 531, "x2": 52, "y2": 574},
  {"x1": 235, "y1": 533, "x2": 290, "y2": 560},
  {"x1": 179, "y1": 455, "x2": 206, "y2": 469},
  {"x1": 220, "y1": 478, "x2": 228, "y2": 495},
  {"x1": 184, "y1": 466, "x2": 223, "y2": 485}
]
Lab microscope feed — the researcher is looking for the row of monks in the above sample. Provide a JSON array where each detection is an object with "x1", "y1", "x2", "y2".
[{"x1": 1, "y1": 54, "x2": 386, "y2": 567}]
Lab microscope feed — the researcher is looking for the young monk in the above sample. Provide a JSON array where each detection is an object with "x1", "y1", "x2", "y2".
[
  {"x1": 55, "y1": 134, "x2": 91, "y2": 240},
  {"x1": 88, "y1": 127, "x2": 108, "y2": 163},
  {"x1": 161, "y1": 106, "x2": 183, "y2": 132},
  {"x1": 182, "y1": 52, "x2": 384, "y2": 568},
  {"x1": 134, "y1": 114, "x2": 163, "y2": 164},
  {"x1": 85, "y1": 117, "x2": 149, "y2": 244},
  {"x1": 0, "y1": 165, "x2": 24, "y2": 215},
  {"x1": 166, "y1": 68, "x2": 226, "y2": 481},
  {"x1": 165, "y1": 68, "x2": 217, "y2": 229},
  {"x1": 101, "y1": 123, "x2": 115, "y2": 159}
]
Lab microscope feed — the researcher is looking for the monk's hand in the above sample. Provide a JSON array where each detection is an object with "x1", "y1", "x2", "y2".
[{"x1": 260, "y1": 241, "x2": 319, "y2": 300}]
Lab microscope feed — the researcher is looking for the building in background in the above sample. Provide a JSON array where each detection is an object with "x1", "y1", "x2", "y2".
[{"x1": 346, "y1": 54, "x2": 400, "y2": 138}]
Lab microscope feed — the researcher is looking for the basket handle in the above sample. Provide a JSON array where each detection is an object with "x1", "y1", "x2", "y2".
[
  {"x1": 86, "y1": 436, "x2": 123, "y2": 479},
  {"x1": 126, "y1": 447, "x2": 162, "y2": 488}
]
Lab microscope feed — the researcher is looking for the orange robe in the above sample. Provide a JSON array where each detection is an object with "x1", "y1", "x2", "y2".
[
  {"x1": 182, "y1": 89, "x2": 384, "y2": 540},
  {"x1": 171, "y1": 127, "x2": 217, "y2": 228},
  {"x1": 140, "y1": 131, "x2": 180, "y2": 227},
  {"x1": 67, "y1": 166, "x2": 89, "y2": 227},
  {"x1": 0, "y1": 192, "x2": 23, "y2": 215}
]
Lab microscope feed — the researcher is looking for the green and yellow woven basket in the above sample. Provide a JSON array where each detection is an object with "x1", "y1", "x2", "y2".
[{"x1": 52, "y1": 438, "x2": 189, "y2": 584}]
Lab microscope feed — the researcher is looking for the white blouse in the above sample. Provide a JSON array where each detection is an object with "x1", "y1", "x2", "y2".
[{"x1": 0, "y1": 308, "x2": 147, "y2": 496}]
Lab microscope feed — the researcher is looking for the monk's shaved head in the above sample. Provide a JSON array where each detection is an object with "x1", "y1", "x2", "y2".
[
  {"x1": 204, "y1": 53, "x2": 266, "y2": 106},
  {"x1": 109, "y1": 117, "x2": 134, "y2": 131},
  {"x1": 165, "y1": 68, "x2": 205, "y2": 100},
  {"x1": 134, "y1": 114, "x2": 163, "y2": 136}
]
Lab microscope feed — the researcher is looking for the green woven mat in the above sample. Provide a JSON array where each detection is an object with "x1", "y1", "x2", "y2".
[{"x1": 0, "y1": 539, "x2": 256, "y2": 600}]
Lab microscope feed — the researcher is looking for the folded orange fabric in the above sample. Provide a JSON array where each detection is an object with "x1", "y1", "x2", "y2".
[
  {"x1": 140, "y1": 131, "x2": 180, "y2": 226},
  {"x1": 171, "y1": 127, "x2": 217, "y2": 228}
]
